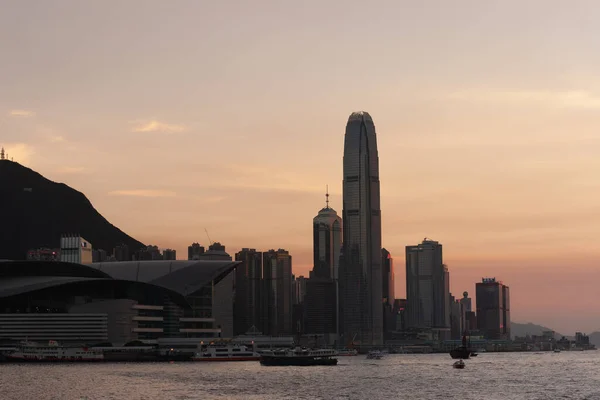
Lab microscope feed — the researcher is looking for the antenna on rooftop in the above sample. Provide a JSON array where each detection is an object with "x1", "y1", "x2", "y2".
[
  {"x1": 0, "y1": 147, "x2": 4, "y2": 160},
  {"x1": 325, "y1": 185, "x2": 330, "y2": 208},
  {"x1": 204, "y1": 228, "x2": 213, "y2": 246}
]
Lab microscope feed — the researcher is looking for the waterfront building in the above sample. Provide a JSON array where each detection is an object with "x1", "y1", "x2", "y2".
[
  {"x1": 405, "y1": 238, "x2": 450, "y2": 338},
  {"x1": 262, "y1": 249, "x2": 293, "y2": 336},
  {"x1": 0, "y1": 259, "x2": 239, "y2": 344},
  {"x1": 233, "y1": 248, "x2": 262, "y2": 336},
  {"x1": 339, "y1": 111, "x2": 383, "y2": 346},
  {"x1": 475, "y1": 277, "x2": 511, "y2": 340}
]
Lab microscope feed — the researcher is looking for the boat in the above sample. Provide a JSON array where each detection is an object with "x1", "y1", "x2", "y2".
[
  {"x1": 259, "y1": 347, "x2": 338, "y2": 366},
  {"x1": 453, "y1": 360, "x2": 466, "y2": 369},
  {"x1": 337, "y1": 348, "x2": 358, "y2": 356},
  {"x1": 450, "y1": 332, "x2": 473, "y2": 359},
  {"x1": 192, "y1": 344, "x2": 260, "y2": 362},
  {"x1": 366, "y1": 350, "x2": 384, "y2": 360},
  {"x1": 553, "y1": 348, "x2": 561, "y2": 353},
  {"x1": 5, "y1": 340, "x2": 104, "y2": 362}
]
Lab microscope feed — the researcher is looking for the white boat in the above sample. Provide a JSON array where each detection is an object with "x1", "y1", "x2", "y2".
[
  {"x1": 192, "y1": 344, "x2": 260, "y2": 362},
  {"x1": 337, "y1": 348, "x2": 358, "y2": 356},
  {"x1": 553, "y1": 348, "x2": 561, "y2": 353},
  {"x1": 5, "y1": 340, "x2": 104, "y2": 362},
  {"x1": 366, "y1": 350, "x2": 384, "y2": 360},
  {"x1": 453, "y1": 360, "x2": 465, "y2": 369}
]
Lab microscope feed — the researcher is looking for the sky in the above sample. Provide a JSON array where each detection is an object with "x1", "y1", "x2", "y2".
[{"x1": 2, "y1": 0, "x2": 600, "y2": 334}]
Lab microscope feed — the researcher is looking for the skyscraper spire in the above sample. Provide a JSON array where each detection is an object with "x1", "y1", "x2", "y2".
[
  {"x1": 0, "y1": 147, "x2": 4, "y2": 160},
  {"x1": 325, "y1": 185, "x2": 330, "y2": 208}
]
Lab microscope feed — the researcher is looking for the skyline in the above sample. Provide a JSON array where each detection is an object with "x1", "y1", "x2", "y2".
[{"x1": 2, "y1": 0, "x2": 600, "y2": 334}]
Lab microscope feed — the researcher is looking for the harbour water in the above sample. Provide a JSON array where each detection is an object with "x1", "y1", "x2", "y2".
[{"x1": 1, "y1": 352, "x2": 599, "y2": 399}]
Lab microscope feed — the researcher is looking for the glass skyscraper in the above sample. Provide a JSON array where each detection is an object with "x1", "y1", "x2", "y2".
[{"x1": 340, "y1": 111, "x2": 383, "y2": 346}]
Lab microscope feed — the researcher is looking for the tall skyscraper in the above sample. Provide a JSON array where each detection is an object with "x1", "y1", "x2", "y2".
[
  {"x1": 340, "y1": 111, "x2": 383, "y2": 346},
  {"x1": 476, "y1": 277, "x2": 510, "y2": 340},
  {"x1": 313, "y1": 189, "x2": 342, "y2": 280},
  {"x1": 405, "y1": 238, "x2": 450, "y2": 337},
  {"x1": 234, "y1": 248, "x2": 263, "y2": 335},
  {"x1": 262, "y1": 249, "x2": 293, "y2": 336},
  {"x1": 312, "y1": 190, "x2": 342, "y2": 336}
]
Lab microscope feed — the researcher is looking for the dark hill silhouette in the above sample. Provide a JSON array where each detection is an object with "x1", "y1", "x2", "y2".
[{"x1": 0, "y1": 160, "x2": 144, "y2": 260}]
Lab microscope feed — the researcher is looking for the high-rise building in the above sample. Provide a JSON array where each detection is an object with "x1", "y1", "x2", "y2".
[
  {"x1": 163, "y1": 249, "x2": 176, "y2": 260},
  {"x1": 459, "y1": 291, "x2": 473, "y2": 332},
  {"x1": 293, "y1": 275, "x2": 307, "y2": 305},
  {"x1": 113, "y1": 243, "x2": 130, "y2": 262},
  {"x1": 382, "y1": 248, "x2": 395, "y2": 305},
  {"x1": 339, "y1": 111, "x2": 383, "y2": 346},
  {"x1": 405, "y1": 238, "x2": 450, "y2": 336},
  {"x1": 310, "y1": 190, "x2": 342, "y2": 337},
  {"x1": 234, "y1": 248, "x2": 262, "y2": 335},
  {"x1": 475, "y1": 277, "x2": 510, "y2": 340},
  {"x1": 382, "y1": 248, "x2": 396, "y2": 338},
  {"x1": 262, "y1": 249, "x2": 293, "y2": 336},
  {"x1": 313, "y1": 190, "x2": 342, "y2": 280},
  {"x1": 188, "y1": 243, "x2": 205, "y2": 260}
]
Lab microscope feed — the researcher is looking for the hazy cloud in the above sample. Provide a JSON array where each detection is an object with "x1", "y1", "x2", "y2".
[
  {"x1": 9, "y1": 109, "x2": 35, "y2": 117},
  {"x1": 448, "y1": 89, "x2": 600, "y2": 110},
  {"x1": 131, "y1": 120, "x2": 186, "y2": 133},
  {"x1": 108, "y1": 189, "x2": 177, "y2": 197},
  {"x1": 48, "y1": 135, "x2": 66, "y2": 143}
]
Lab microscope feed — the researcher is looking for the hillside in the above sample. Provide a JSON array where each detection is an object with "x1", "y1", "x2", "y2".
[
  {"x1": 511, "y1": 322, "x2": 564, "y2": 339},
  {"x1": 0, "y1": 160, "x2": 144, "y2": 260}
]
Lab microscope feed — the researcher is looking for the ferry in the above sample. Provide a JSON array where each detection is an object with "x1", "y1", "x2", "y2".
[
  {"x1": 260, "y1": 347, "x2": 338, "y2": 366},
  {"x1": 337, "y1": 348, "x2": 358, "y2": 356},
  {"x1": 192, "y1": 344, "x2": 260, "y2": 362},
  {"x1": 5, "y1": 340, "x2": 104, "y2": 362}
]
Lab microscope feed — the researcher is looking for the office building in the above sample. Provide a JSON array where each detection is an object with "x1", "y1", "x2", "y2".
[
  {"x1": 262, "y1": 249, "x2": 293, "y2": 336},
  {"x1": 233, "y1": 248, "x2": 262, "y2": 335},
  {"x1": 475, "y1": 277, "x2": 510, "y2": 340},
  {"x1": 405, "y1": 238, "x2": 450, "y2": 337},
  {"x1": 339, "y1": 111, "x2": 383, "y2": 346}
]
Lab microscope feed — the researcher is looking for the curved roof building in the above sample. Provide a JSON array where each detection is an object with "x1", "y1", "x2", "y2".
[
  {"x1": 0, "y1": 260, "x2": 241, "y2": 344},
  {"x1": 90, "y1": 259, "x2": 240, "y2": 297}
]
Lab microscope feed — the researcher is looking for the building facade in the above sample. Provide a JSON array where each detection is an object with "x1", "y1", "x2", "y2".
[
  {"x1": 262, "y1": 249, "x2": 293, "y2": 336},
  {"x1": 340, "y1": 111, "x2": 383, "y2": 346},
  {"x1": 475, "y1": 277, "x2": 510, "y2": 340},
  {"x1": 188, "y1": 243, "x2": 205, "y2": 260},
  {"x1": 233, "y1": 248, "x2": 263, "y2": 335},
  {"x1": 405, "y1": 238, "x2": 450, "y2": 336},
  {"x1": 60, "y1": 234, "x2": 93, "y2": 264}
]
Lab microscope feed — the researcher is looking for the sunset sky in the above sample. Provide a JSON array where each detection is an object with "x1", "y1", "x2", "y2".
[{"x1": 2, "y1": 0, "x2": 600, "y2": 334}]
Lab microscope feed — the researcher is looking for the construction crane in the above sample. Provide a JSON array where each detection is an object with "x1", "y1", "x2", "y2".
[{"x1": 204, "y1": 228, "x2": 213, "y2": 246}]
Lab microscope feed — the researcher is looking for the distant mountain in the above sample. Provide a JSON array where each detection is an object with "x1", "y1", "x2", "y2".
[
  {"x1": 511, "y1": 322, "x2": 564, "y2": 339},
  {"x1": 0, "y1": 160, "x2": 144, "y2": 260}
]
